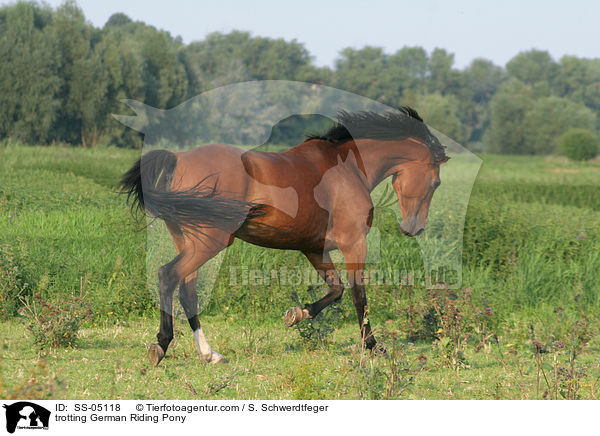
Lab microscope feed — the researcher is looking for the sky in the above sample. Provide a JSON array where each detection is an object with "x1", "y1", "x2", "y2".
[{"x1": 11, "y1": 0, "x2": 600, "y2": 69}]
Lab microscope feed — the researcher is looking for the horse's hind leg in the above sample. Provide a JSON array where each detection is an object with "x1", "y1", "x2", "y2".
[
  {"x1": 148, "y1": 252, "x2": 182, "y2": 366},
  {"x1": 149, "y1": 228, "x2": 231, "y2": 367},
  {"x1": 283, "y1": 251, "x2": 344, "y2": 326},
  {"x1": 178, "y1": 272, "x2": 225, "y2": 364}
]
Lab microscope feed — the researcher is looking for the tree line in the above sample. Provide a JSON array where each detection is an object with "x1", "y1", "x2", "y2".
[{"x1": 1, "y1": 0, "x2": 599, "y2": 155}]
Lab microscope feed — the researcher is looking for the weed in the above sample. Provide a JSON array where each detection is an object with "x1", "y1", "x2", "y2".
[
  {"x1": 493, "y1": 345, "x2": 530, "y2": 399},
  {"x1": 528, "y1": 302, "x2": 596, "y2": 399},
  {"x1": 19, "y1": 285, "x2": 92, "y2": 349},
  {"x1": 286, "y1": 360, "x2": 329, "y2": 400},
  {"x1": 398, "y1": 286, "x2": 498, "y2": 369},
  {"x1": 0, "y1": 245, "x2": 29, "y2": 319},
  {"x1": 349, "y1": 328, "x2": 426, "y2": 399}
]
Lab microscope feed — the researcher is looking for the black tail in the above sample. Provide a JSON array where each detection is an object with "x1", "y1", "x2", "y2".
[{"x1": 119, "y1": 149, "x2": 265, "y2": 234}]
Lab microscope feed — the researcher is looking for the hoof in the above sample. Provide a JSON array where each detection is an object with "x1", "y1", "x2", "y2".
[
  {"x1": 148, "y1": 344, "x2": 165, "y2": 367},
  {"x1": 201, "y1": 351, "x2": 226, "y2": 364},
  {"x1": 283, "y1": 307, "x2": 310, "y2": 327},
  {"x1": 209, "y1": 351, "x2": 226, "y2": 364}
]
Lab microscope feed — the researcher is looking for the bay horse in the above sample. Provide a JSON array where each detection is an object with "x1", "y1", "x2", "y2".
[{"x1": 120, "y1": 107, "x2": 449, "y2": 366}]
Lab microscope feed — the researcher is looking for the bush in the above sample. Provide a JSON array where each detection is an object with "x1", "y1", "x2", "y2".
[
  {"x1": 558, "y1": 129, "x2": 599, "y2": 161},
  {"x1": 19, "y1": 292, "x2": 92, "y2": 349},
  {"x1": 398, "y1": 287, "x2": 498, "y2": 368}
]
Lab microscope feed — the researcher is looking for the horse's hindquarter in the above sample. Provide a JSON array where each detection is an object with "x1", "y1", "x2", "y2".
[{"x1": 172, "y1": 145, "x2": 250, "y2": 197}]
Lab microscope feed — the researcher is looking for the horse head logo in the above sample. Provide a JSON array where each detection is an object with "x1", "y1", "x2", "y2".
[{"x1": 3, "y1": 402, "x2": 50, "y2": 433}]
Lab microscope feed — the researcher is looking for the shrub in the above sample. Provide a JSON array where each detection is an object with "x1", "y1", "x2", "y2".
[
  {"x1": 19, "y1": 292, "x2": 92, "y2": 349},
  {"x1": 398, "y1": 287, "x2": 498, "y2": 368},
  {"x1": 558, "y1": 129, "x2": 599, "y2": 161}
]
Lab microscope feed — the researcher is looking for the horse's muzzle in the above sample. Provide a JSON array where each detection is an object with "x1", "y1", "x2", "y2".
[{"x1": 400, "y1": 220, "x2": 424, "y2": 237}]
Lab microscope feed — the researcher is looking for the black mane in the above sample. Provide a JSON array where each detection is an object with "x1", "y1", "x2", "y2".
[{"x1": 306, "y1": 106, "x2": 449, "y2": 163}]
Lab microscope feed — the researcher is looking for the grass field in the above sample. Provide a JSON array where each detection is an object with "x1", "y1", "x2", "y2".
[{"x1": 1, "y1": 143, "x2": 600, "y2": 399}]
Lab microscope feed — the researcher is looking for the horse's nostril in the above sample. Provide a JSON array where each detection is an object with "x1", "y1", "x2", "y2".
[{"x1": 415, "y1": 228, "x2": 424, "y2": 236}]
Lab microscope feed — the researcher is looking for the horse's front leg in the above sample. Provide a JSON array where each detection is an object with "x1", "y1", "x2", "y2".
[
  {"x1": 283, "y1": 250, "x2": 344, "y2": 326},
  {"x1": 339, "y1": 236, "x2": 378, "y2": 351}
]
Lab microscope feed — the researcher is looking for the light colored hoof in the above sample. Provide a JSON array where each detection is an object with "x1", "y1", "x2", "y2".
[
  {"x1": 283, "y1": 307, "x2": 310, "y2": 327},
  {"x1": 209, "y1": 351, "x2": 226, "y2": 364},
  {"x1": 148, "y1": 344, "x2": 165, "y2": 367}
]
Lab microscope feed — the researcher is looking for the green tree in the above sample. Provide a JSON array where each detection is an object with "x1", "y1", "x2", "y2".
[
  {"x1": 416, "y1": 93, "x2": 465, "y2": 143},
  {"x1": 428, "y1": 48, "x2": 456, "y2": 94},
  {"x1": 506, "y1": 49, "x2": 558, "y2": 87},
  {"x1": 558, "y1": 129, "x2": 599, "y2": 161},
  {"x1": 179, "y1": 31, "x2": 319, "y2": 96},
  {"x1": 554, "y1": 56, "x2": 600, "y2": 113},
  {"x1": 0, "y1": 2, "x2": 61, "y2": 143},
  {"x1": 523, "y1": 96, "x2": 597, "y2": 154},
  {"x1": 465, "y1": 58, "x2": 506, "y2": 104},
  {"x1": 97, "y1": 18, "x2": 148, "y2": 146},
  {"x1": 104, "y1": 12, "x2": 132, "y2": 28},
  {"x1": 139, "y1": 28, "x2": 187, "y2": 108},
  {"x1": 463, "y1": 59, "x2": 506, "y2": 143},
  {"x1": 333, "y1": 46, "x2": 390, "y2": 102},
  {"x1": 52, "y1": 1, "x2": 107, "y2": 146},
  {"x1": 389, "y1": 46, "x2": 428, "y2": 94},
  {"x1": 483, "y1": 79, "x2": 534, "y2": 154},
  {"x1": 426, "y1": 49, "x2": 474, "y2": 139}
]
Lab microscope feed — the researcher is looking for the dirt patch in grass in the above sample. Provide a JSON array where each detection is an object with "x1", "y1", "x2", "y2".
[{"x1": 545, "y1": 168, "x2": 584, "y2": 174}]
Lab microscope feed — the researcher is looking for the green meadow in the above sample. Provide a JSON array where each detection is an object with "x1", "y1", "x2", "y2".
[{"x1": 1, "y1": 144, "x2": 600, "y2": 399}]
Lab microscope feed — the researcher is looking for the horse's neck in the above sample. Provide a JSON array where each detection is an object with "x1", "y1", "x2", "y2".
[{"x1": 343, "y1": 139, "x2": 424, "y2": 191}]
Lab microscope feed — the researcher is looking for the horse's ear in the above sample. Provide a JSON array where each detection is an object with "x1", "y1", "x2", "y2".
[{"x1": 112, "y1": 99, "x2": 161, "y2": 133}]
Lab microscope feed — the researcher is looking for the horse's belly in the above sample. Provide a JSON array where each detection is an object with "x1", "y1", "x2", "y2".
[{"x1": 234, "y1": 208, "x2": 327, "y2": 251}]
